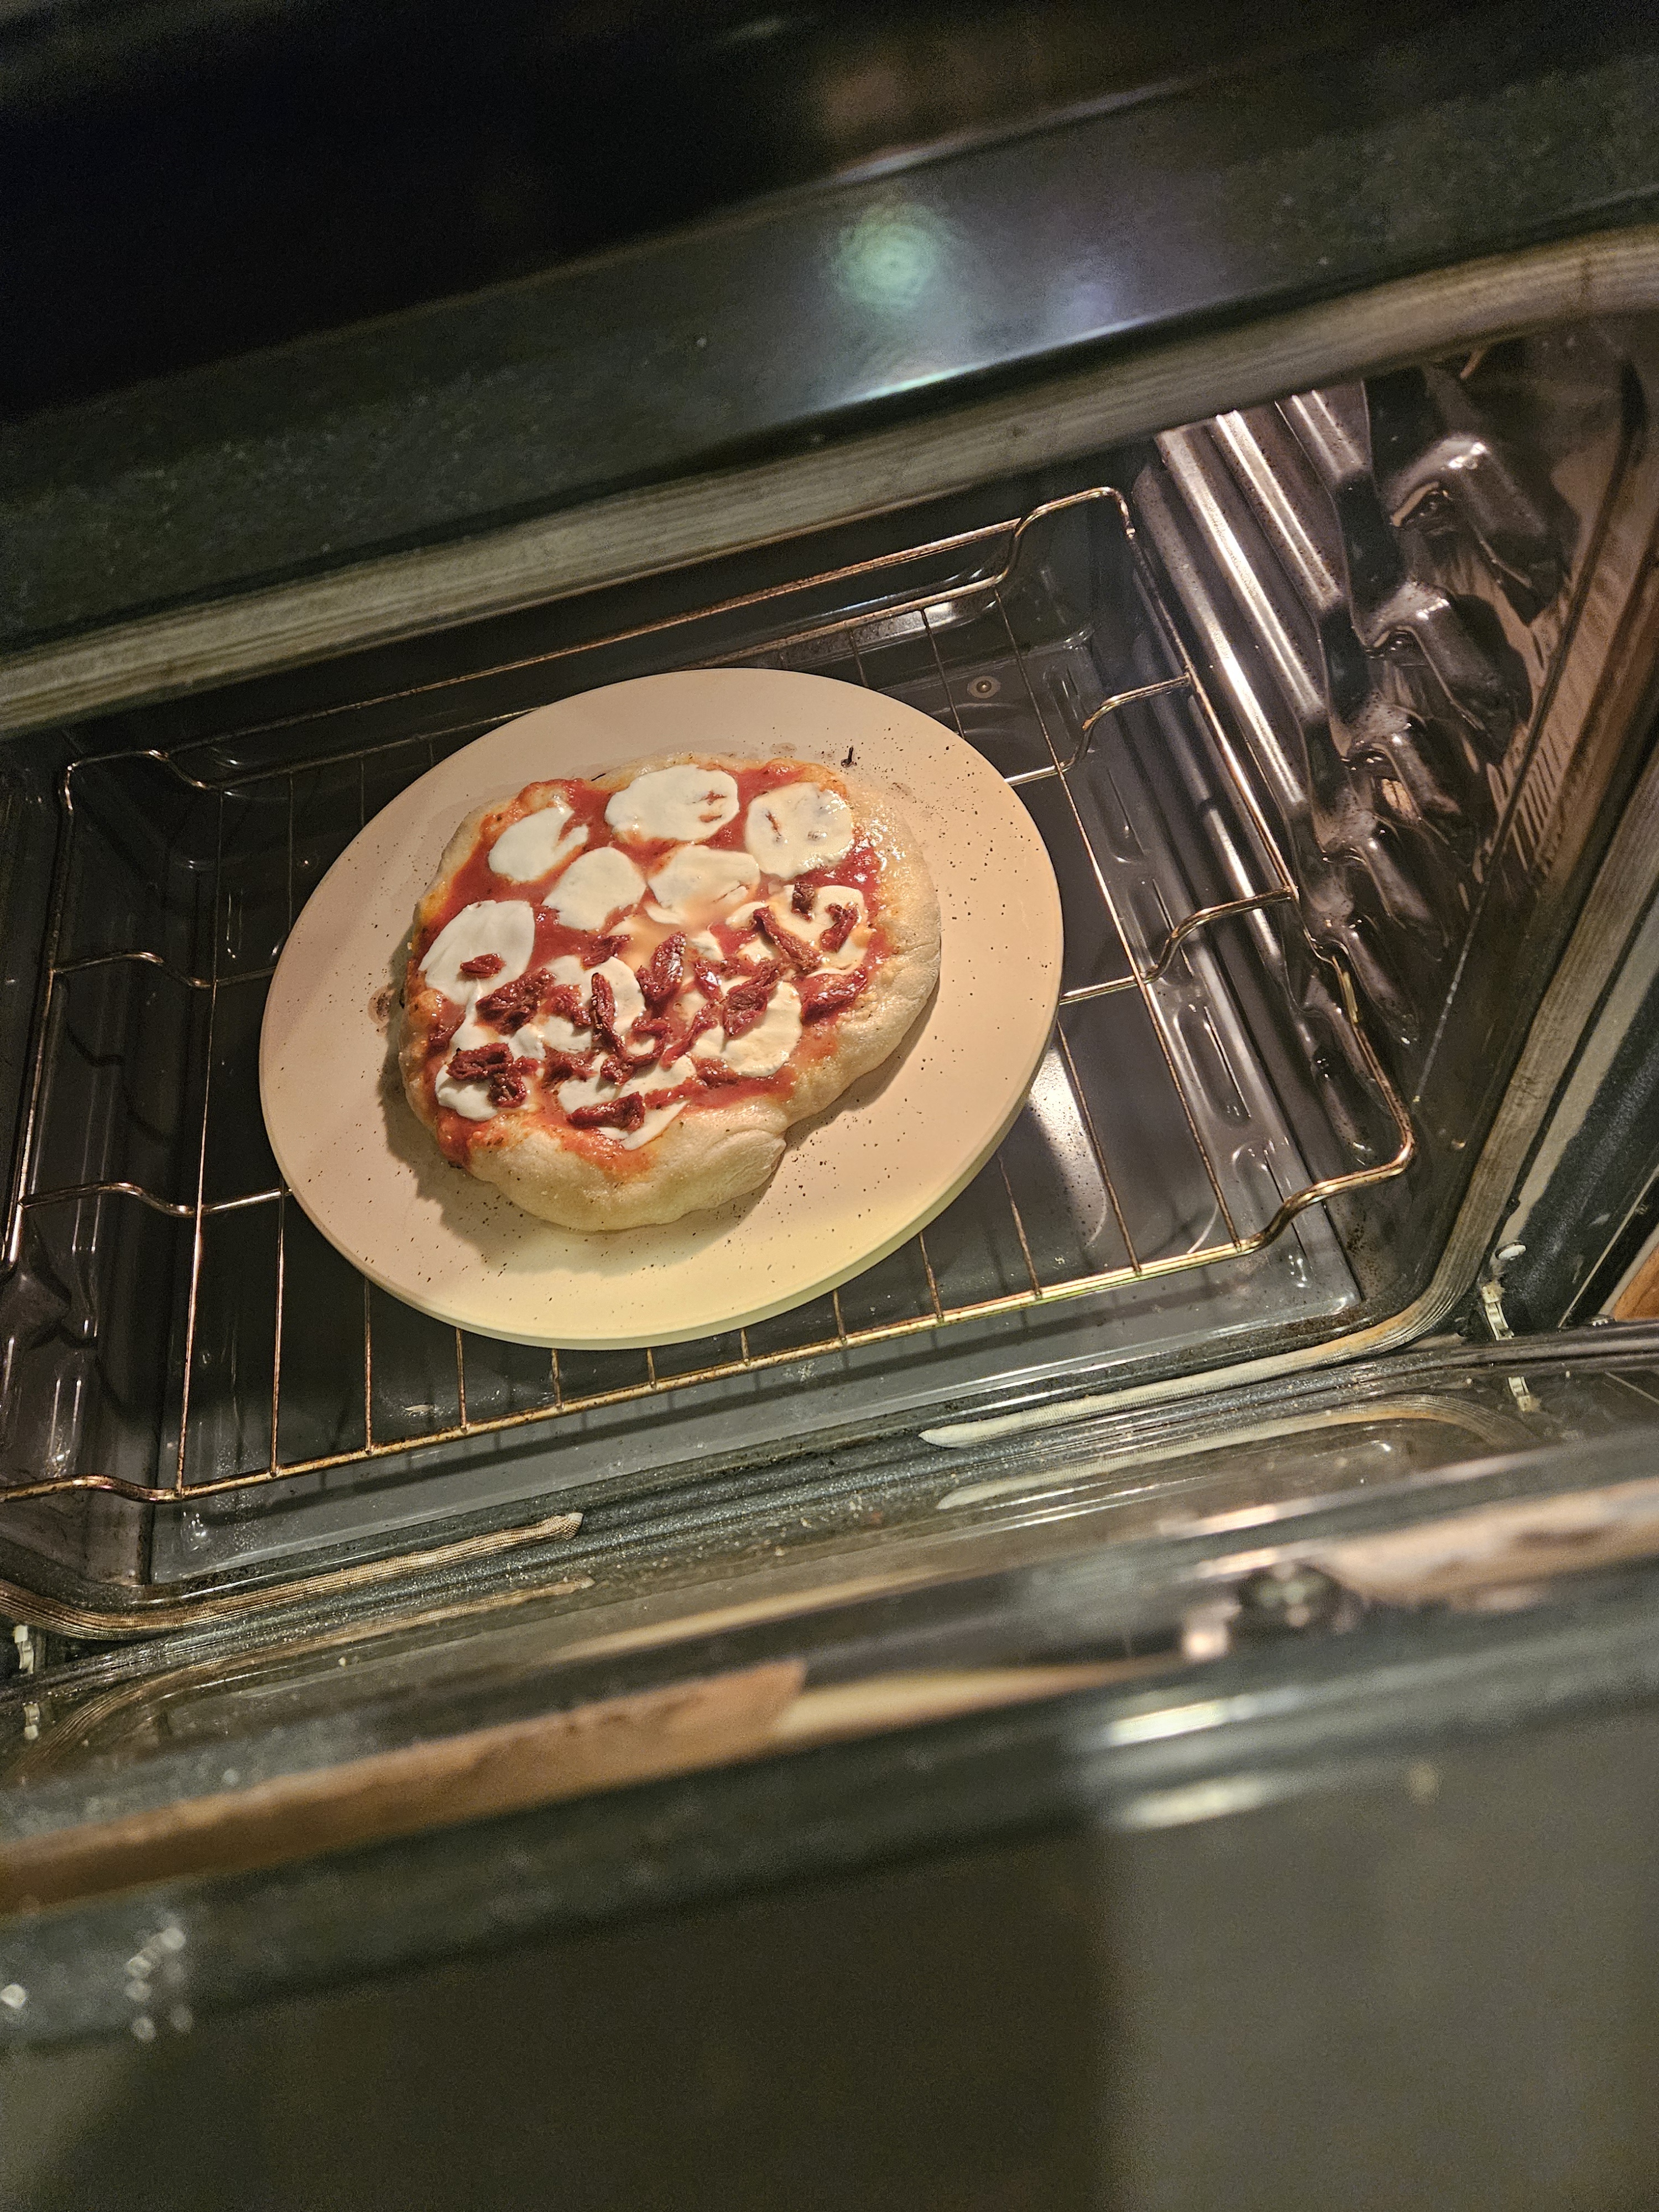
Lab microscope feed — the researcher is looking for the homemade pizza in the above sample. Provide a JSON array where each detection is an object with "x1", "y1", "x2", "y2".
[{"x1": 395, "y1": 753, "x2": 942, "y2": 1230}]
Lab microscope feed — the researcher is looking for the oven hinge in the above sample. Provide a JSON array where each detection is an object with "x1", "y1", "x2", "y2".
[{"x1": 1479, "y1": 1275, "x2": 1544, "y2": 1410}]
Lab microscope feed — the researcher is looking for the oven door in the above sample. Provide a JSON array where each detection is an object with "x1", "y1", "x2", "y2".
[{"x1": 8, "y1": 1333, "x2": 1659, "y2": 2210}]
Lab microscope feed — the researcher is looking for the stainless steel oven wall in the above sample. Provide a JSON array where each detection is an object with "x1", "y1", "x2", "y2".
[{"x1": 1138, "y1": 319, "x2": 1659, "y2": 1324}]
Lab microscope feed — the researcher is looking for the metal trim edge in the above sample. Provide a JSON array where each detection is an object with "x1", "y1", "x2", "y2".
[{"x1": 6, "y1": 226, "x2": 1659, "y2": 737}]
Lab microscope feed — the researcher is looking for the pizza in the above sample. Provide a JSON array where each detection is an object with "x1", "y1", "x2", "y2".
[{"x1": 395, "y1": 753, "x2": 942, "y2": 1230}]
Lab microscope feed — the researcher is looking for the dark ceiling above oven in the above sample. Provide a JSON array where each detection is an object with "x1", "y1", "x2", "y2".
[
  {"x1": 4, "y1": 0, "x2": 1478, "y2": 413},
  {"x1": 3, "y1": 0, "x2": 1658, "y2": 656}
]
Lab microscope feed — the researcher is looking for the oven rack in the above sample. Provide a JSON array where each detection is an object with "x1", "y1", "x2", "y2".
[{"x1": 0, "y1": 487, "x2": 1414, "y2": 1510}]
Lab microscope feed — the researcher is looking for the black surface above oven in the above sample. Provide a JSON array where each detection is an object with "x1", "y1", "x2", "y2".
[{"x1": 5, "y1": 0, "x2": 1659, "y2": 655}]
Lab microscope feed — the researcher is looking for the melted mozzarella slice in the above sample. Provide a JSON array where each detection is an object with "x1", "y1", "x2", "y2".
[
  {"x1": 645, "y1": 844, "x2": 760, "y2": 925},
  {"x1": 593, "y1": 955, "x2": 646, "y2": 1040},
  {"x1": 619, "y1": 1053, "x2": 698, "y2": 1102},
  {"x1": 436, "y1": 1071, "x2": 495, "y2": 1120},
  {"x1": 555, "y1": 1053, "x2": 696, "y2": 1146},
  {"x1": 605, "y1": 765, "x2": 739, "y2": 845},
  {"x1": 619, "y1": 1102, "x2": 687, "y2": 1150},
  {"x1": 435, "y1": 1004, "x2": 499, "y2": 1119},
  {"x1": 616, "y1": 1053, "x2": 700, "y2": 1150},
  {"x1": 531, "y1": 952, "x2": 646, "y2": 1051},
  {"x1": 545, "y1": 846, "x2": 646, "y2": 932},
  {"x1": 534, "y1": 954, "x2": 592, "y2": 1051},
  {"x1": 798, "y1": 884, "x2": 869, "y2": 971},
  {"x1": 556, "y1": 1067, "x2": 616, "y2": 1115},
  {"x1": 725, "y1": 885, "x2": 869, "y2": 970},
  {"x1": 722, "y1": 981, "x2": 802, "y2": 1077},
  {"x1": 488, "y1": 801, "x2": 587, "y2": 882},
  {"x1": 743, "y1": 782, "x2": 854, "y2": 879},
  {"x1": 420, "y1": 900, "x2": 535, "y2": 1001},
  {"x1": 721, "y1": 901, "x2": 785, "y2": 965}
]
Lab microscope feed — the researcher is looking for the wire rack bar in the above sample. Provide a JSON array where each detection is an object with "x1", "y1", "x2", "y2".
[
  {"x1": 18, "y1": 1183, "x2": 286, "y2": 1219},
  {"x1": 270, "y1": 1193, "x2": 286, "y2": 1474},
  {"x1": 51, "y1": 950, "x2": 278, "y2": 991},
  {"x1": 992, "y1": 575, "x2": 1243, "y2": 1244},
  {"x1": 169, "y1": 791, "x2": 226, "y2": 1488},
  {"x1": 0, "y1": 484, "x2": 1415, "y2": 1509}
]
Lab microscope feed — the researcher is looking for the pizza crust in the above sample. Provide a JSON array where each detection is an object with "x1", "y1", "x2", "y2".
[{"x1": 396, "y1": 755, "x2": 940, "y2": 1232}]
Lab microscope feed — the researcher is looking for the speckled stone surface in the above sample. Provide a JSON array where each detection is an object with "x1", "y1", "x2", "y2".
[
  {"x1": 263, "y1": 670, "x2": 1060, "y2": 1345},
  {"x1": 4, "y1": 1, "x2": 1658, "y2": 650}
]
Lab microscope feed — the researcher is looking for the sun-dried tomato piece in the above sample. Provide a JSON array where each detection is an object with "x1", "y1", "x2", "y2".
[
  {"x1": 598, "y1": 1053, "x2": 632, "y2": 1086},
  {"x1": 487, "y1": 1071, "x2": 528, "y2": 1107},
  {"x1": 799, "y1": 970, "x2": 868, "y2": 1021},
  {"x1": 542, "y1": 1050, "x2": 591, "y2": 1081},
  {"x1": 628, "y1": 1016, "x2": 671, "y2": 1070},
  {"x1": 430, "y1": 1006, "x2": 464, "y2": 1051},
  {"x1": 723, "y1": 967, "x2": 785, "y2": 1037},
  {"x1": 696, "y1": 1059, "x2": 747, "y2": 1087},
  {"x1": 587, "y1": 971, "x2": 621, "y2": 1051},
  {"x1": 721, "y1": 995, "x2": 766, "y2": 1039},
  {"x1": 581, "y1": 935, "x2": 628, "y2": 969},
  {"x1": 476, "y1": 969, "x2": 545, "y2": 1028},
  {"x1": 446, "y1": 1042, "x2": 513, "y2": 1082},
  {"x1": 790, "y1": 873, "x2": 824, "y2": 917},
  {"x1": 682, "y1": 1004, "x2": 720, "y2": 1054},
  {"x1": 638, "y1": 931, "x2": 686, "y2": 1010},
  {"x1": 753, "y1": 906, "x2": 816, "y2": 973},
  {"x1": 542, "y1": 983, "x2": 585, "y2": 1024},
  {"x1": 819, "y1": 901, "x2": 859, "y2": 954},
  {"x1": 692, "y1": 961, "x2": 725, "y2": 1002},
  {"x1": 567, "y1": 1092, "x2": 647, "y2": 1131},
  {"x1": 459, "y1": 952, "x2": 505, "y2": 979}
]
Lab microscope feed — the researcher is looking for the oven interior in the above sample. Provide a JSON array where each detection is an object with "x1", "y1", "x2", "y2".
[{"x1": 3, "y1": 311, "x2": 1657, "y2": 1624}]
